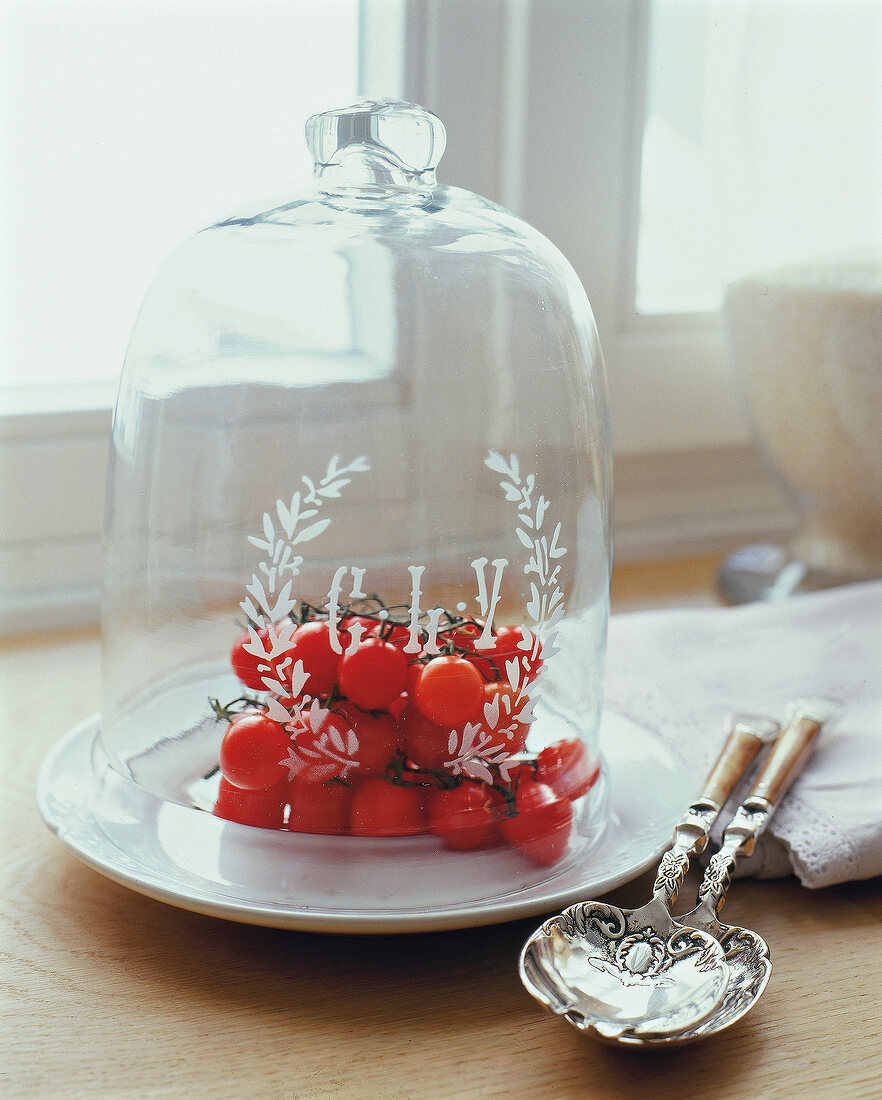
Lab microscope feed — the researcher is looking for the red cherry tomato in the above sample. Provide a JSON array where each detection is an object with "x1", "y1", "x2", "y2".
[
  {"x1": 499, "y1": 778, "x2": 573, "y2": 866},
  {"x1": 427, "y1": 782, "x2": 501, "y2": 851},
  {"x1": 406, "y1": 660, "x2": 423, "y2": 697},
  {"x1": 499, "y1": 761, "x2": 535, "y2": 793},
  {"x1": 414, "y1": 655, "x2": 484, "y2": 728},
  {"x1": 480, "y1": 682, "x2": 530, "y2": 753},
  {"x1": 441, "y1": 618, "x2": 486, "y2": 654},
  {"x1": 336, "y1": 702, "x2": 401, "y2": 778},
  {"x1": 230, "y1": 628, "x2": 268, "y2": 690},
  {"x1": 337, "y1": 615, "x2": 374, "y2": 656},
  {"x1": 349, "y1": 779, "x2": 427, "y2": 836},
  {"x1": 230, "y1": 625, "x2": 295, "y2": 692},
  {"x1": 213, "y1": 776, "x2": 288, "y2": 828},
  {"x1": 340, "y1": 613, "x2": 376, "y2": 638},
  {"x1": 219, "y1": 713, "x2": 291, "y2": 790},
  {"x1": 287, "y1": 778, "x2": 353, "y2": 835},
  {"x1": 371, "y1": 621, "x2": 414, "y2": 650},
  {"x1": 338, "y1": 638, "x2": 409, "y2": 711},
  {"x1": 486, "y1": 625, "x2": 542, "y2": 685},
  {"x1": 536, "y1": 739, "x2": 600, "y2": 802},
  {"x1": 387, "y1": 692, "x2": 409, "y2": 721},
  {"x1": 287, "y1": 707, "x2": 358, "y2": 784},
  {"x1": 401, "y1": 705, "x2": 455, "y2": 772},
  {"x1": 289, "y1": 620, "x2": 344, "y2": 698},
  {"x1": 227, "y1": 707, "x2": 262, "y2": 724}
]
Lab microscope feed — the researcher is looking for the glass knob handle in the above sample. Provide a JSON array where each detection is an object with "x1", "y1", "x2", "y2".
[{"x1": 306, "y1": 98, "x2": 446, "y2": 192}]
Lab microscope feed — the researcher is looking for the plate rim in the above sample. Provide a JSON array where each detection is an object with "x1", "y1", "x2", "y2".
[{"x1": 37, "y1": 710, "x2": 688, "y2": 934}]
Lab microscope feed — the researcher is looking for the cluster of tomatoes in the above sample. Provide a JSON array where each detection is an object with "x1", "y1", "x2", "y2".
[{"x1": 211, "y1": 603, "x2": 599, "y2": 865}]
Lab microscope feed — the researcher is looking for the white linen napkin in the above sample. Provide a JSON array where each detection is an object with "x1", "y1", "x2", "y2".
[{"x1": 604, "y1": 580, "x2": 882, "y2": 887}]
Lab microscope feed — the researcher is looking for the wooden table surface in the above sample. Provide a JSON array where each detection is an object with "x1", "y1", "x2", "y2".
[{"x1": 3, "y1": 558, "x2": 880, "y2": 1099}]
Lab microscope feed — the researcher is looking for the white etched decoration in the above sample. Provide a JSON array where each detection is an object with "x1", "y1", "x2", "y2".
[
  {"x1": 278, "y1": 699, "x2": 359, "y2": 784},
  {"x1": 239, "y1": 453, "x2": 370, "y2": 700},
  {"x1": 480, "y1": 449, "x2": 567, "y2": 721},
  {"x1": 233, "y1": 455, "x2": 370, "y2": 787},
  {"x1": 444, "y1": 720, "x2": 519, "y2": 786},
  {"x1": 209, "y1": 450, "x2": 597, "y2": 866}
]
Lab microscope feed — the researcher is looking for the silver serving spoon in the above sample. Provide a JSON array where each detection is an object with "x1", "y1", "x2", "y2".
[
  {"x1": 618, "y1": 697, "x2": 841, "y2": 1046},
  {"x1": 519, "y1": 713, "x2": 779, "y2": 1041}
]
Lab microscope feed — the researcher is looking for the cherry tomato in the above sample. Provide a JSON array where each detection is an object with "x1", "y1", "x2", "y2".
[
  {"x1": 486, "y1": 625, "x2": 542, "y2": 685},
  {"x1": 413, "y1": 655, "x2": 484, "y2": 728},
  {"x1": 480, "y1": 682, "x2": 530, "y2": 753},
  {"x1": 287, "y1": 778, "x2": 353, "y2": 835},
  {"x1": 338, "y1": 638, "x2": 409, "y2": 710},
  {"x1": 498, "y1": 762, "x2": 535, "y2": 794},
  {"x1": 371, "y1": 621, "x2": 414, "y2": 650},
  {"x1": 227, "y1": 707, "x2": 263, "y2": 724},
  {"x1": 338, "y1": 614, "x2": 374, "y2": 655},
  {"x1": 499, "y1": 778, "x2": 573, "y2": 866},
  {"x1": 336, "y1": 702, "x2": 401, "y2": 777},
  {"x1": 349, "y1": 779, "x2": 427, "y2": 836},
  {"x1": 435, "y1": 619, "x2": 499, "y2": 682},
  {"x1": 406, "y1": 660, "x2": 423, "y2": 697},
  {"x1": 219, "y1": 713, "x2": 291, "y2": 790},
  {"x1": 230, "y1": 625, "x2": 295, "y2": 692},
  {"x1": 340, "y1": 613, "x2": 376, "y2": 637},
  {"x1": 213, "y1": 776, "x2": 288, "y2": 828},
  {"x1": 441, "y1": 618, "x2": 486, "y2": 654},
  {"x1": 386, "y1": 692, "x2": 409, "y2": 721},
  {"x1": 401, "y1": 704, "x2": 455, "y2": 772},
  {"x1": 230, "y1": 628, "x2": 268, "y2": 690},
  {"x1": 427, "y1": 782, "x2": 501, "y2": 851},
  {"x1": 536, "y1": 739, "x2": 600, "y2": 801},
  {"x1": 289, "y1": 620, "x2": 344, "y2": 698},
  {"x1": 287, "y1": 707, "x2": 358, "y2": 784}
]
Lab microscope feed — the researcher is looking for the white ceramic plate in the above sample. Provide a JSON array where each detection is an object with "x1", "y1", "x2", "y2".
[{"x1": 37, "y1": 709, "x2": 691, "y2": 934}]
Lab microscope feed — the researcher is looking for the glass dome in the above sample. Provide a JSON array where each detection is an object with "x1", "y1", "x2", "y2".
[{"x1": 100, "y1": 98, "x2": 613, "y2": 905}]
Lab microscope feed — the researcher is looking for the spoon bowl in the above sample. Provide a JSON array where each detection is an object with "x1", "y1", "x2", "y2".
[{"x1": 521, "y1": 896, "x2": 730, "y2": 1039}]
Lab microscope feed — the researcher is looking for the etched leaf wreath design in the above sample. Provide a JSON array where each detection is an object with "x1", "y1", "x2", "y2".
[
  {"x1": 240, "y1": 454, "x2": 370, "y2": 701},
  {"x1": 485, "y1": 450, "x2": 568, "y2": 683}
]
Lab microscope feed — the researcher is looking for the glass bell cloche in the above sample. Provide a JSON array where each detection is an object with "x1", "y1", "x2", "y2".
[{"x1": 100, "y1": 98, "x2": 613, "y2": 911}]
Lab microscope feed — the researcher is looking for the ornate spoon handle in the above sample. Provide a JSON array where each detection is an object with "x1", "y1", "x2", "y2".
[
  {"x1": 695, "y1": 697, "x2": 842, "y2": 919},
  {"x1": 651, "y1": 714, "x2": 779, "y2": 908}
]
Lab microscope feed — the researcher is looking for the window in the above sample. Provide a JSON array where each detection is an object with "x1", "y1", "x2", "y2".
[
  {"x1": 1, "y1": 0, "x2": 364, "y2": 404},
  {"x1": 0, "y1": 0, "x2": 368, "y2": 626},
  {"x1": 637, "y1": 0, "x2": 882, "y2": 316},
  {"x1": 4, "y1": 0, "x2": 878, "y2": 626}
]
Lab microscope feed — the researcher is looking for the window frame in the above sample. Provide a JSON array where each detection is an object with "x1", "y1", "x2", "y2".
[{"x1": 397, "y1": 0, "x2": 742, "y2": 454}]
